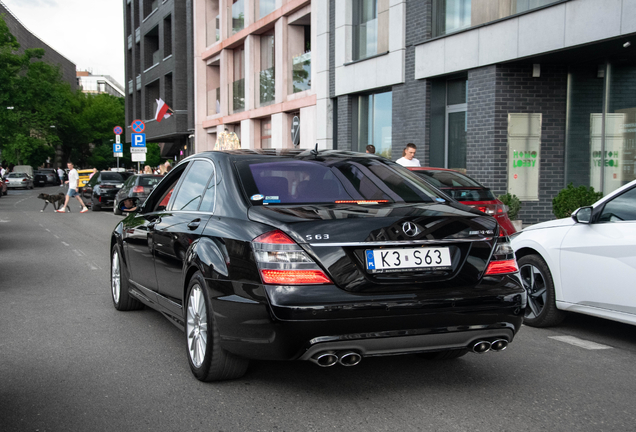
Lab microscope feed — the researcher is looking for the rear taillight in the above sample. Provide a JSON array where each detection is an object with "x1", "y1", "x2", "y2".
[
  {"x1": 132, "y1": 186, "x2": 144, "y2": 193},
  {"x1": 484, "y1": 240, "x2": 518, "y2": 275},
  {"x1": 473, "y1": 203, "x2": 508, "y2": 216},
  {"x1": 252, "y1": 230, "x2": 332, "y2": 285}
]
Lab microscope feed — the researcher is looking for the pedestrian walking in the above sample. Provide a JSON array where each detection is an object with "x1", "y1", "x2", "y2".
[
  {"x1": 57, "y1": 166, "x2": 64, "y2": 184},
  {"x1": 396, "y1": 143, "x2": 421, "y2": 167},
  {"x1": 144, "y1": 165, "x2": 152, "y2": 174},
  {"x1": 56, "y1": 162, "x2": 89, "y2": 213}
]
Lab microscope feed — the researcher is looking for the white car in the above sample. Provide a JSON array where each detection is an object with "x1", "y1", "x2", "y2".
[{"x1": 512, "y1": 179, "x2": 636, "y2": 327}]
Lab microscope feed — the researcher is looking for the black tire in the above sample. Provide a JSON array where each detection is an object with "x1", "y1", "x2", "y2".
[
  {"x1": 518, "y1": 254, "x2": 565, "y2": 327},
  {"x1": 418, "y1": 349, "x2": 468, "y2": 360},
  {"x1": 110, "y1": 244, "x2": 143, "y2": 311},
  {"x1": 185, "y1": 272, "x2": 249, "y2": 381}
]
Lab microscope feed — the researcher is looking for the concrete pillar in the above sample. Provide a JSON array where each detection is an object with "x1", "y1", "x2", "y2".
[
  {"x1": 244, "y1": 34, "x2": 256, "y2": 111},
  {"x1": 275, "y1": 15, "x2": 289, "y2": 103},
  {"x1": 241, "y1": 118, "x2": 257, "y2": 149},
  {"x1": 272, "y1": 112, "x2": 292, "y2": 149},
  {"x1": 315, "y1": 0, "x2": 332, "y2": 149}
]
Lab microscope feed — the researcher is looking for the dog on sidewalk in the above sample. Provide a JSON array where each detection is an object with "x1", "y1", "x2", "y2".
[{"x1": 37, "y1": 192, "x2": 70, "y2": 212}]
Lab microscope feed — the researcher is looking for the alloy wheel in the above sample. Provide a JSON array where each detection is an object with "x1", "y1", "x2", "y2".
[
  {"x1": 520, "y1": 263, "x2": 547, "y2": 320},
  {"x1": 187, "y1": 285, "x2": 208, "y2": 368},
  {"x1": 111, "y1": 250, "x2": 121, "y2": 304}
]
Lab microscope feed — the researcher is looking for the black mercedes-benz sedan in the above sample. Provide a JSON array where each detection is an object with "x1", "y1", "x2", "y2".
[{"x1": 110, "y1": 149, "x2": 526, "y2": 381}]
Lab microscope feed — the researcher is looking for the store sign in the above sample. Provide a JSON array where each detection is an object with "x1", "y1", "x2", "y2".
[{"x1": 507, "y1": 113, "x2": 542, "y2": 201}]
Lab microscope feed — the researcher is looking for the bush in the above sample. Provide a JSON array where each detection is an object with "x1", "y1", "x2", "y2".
[
  {"x1": 498, "y1": 193, "x2": 521, "y2": 220},
  {"x1": 552, "y1": 183, "x2": 603, "y2": 219}
]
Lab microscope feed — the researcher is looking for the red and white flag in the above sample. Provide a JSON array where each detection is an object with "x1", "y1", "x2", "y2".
[{"x1": 155, "y1": 98, "x2": 173, "y2": 122}]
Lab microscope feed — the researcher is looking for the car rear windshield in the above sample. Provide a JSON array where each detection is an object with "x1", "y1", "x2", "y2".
[
  {"x1": 8, "y1": 173, "x2": 26, "y2": 178},
  {"x1": 139, "y1": 176, "x2": 162, "y2": 187},
  {"x1": 236, "y1": 158, "x2": 444, "y2": 205},
  {"x1": 101, "y1": 172, "x2": 126, "y2": 181},
  {"x1": 412, "y1": 170, "x2": 495, "y2": 201}
]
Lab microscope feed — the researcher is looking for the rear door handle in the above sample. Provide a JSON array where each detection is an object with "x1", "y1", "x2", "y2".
[{"x1": 187, "y1": 219, "x2": 201, "y2": 230}]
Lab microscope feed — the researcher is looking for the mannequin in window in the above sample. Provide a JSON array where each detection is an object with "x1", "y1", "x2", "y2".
[{"x1": 215, "y1": 127, "x2": 241, "y2": 150}]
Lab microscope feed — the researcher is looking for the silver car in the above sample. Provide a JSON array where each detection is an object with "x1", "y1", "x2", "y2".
[{"x1": 6, "y1": 172, "x2": 34, "y2": 189}]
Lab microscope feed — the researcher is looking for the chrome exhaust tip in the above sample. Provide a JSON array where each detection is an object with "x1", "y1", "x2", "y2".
[
  {"x1": 309, "y1": 352, "x2": 339, "y2": 367},
  {"x1": 490, "y1": 339, "x2": 508, "y2": 352},
  {"x1": 338, "y1": 351, "x2": 362, "y2": 366},
  {"x1": 471, "y1": 341, "x2": 492, "y2": 354}
]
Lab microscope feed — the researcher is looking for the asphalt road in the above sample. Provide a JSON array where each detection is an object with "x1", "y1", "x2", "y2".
[{"x1": 2, "y1": 186, "x2": 636, "y2": 432}]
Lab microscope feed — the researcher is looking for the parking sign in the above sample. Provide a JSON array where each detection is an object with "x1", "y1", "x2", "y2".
[
  {"x1": 113, "y1": 143, "x2": 123, "y2": 153},
  {"x1": 131, "y1": 133, "x2": 146, "y2": 147}
]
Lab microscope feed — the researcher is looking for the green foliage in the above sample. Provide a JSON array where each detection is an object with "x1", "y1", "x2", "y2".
[
  {"x1": 552, "y1": 183, "x2": 603, "y2": 219},
  {"x1": 0, "y1": 16, "x2": 125, "y2": 169},
  {"x1": 498, "y1": 193, "x2": 522, "y2": 220}
]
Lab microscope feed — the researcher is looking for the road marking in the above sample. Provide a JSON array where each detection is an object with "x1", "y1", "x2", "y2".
[
  {"x1": 62, "y1": 242, "x2": 70, "y2": 247},
  {"x1": 0, "y1": 220, "x2": 10, "y2": 223},
  {"x1": 53, "y1": 235, "x2": 59, "y2": 239},
  {"x1": 72, "y1": 249, "x2": 83, "y2": 257},
  {"x1": 45, "y1": 229, "x2": 50, "y2": 232},
  {"x1": 549, "y1": 336, "x2": 612, "y2": 350}
]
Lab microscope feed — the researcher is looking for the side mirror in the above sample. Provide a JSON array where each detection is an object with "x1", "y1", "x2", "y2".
[{"x1": 572, "y1": 206, "x2": 593, "y2": 224}]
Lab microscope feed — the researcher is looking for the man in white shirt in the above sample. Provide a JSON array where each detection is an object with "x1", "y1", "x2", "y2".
[
  {"x1": 396, "y1": 143, "x2": 421, "y2": 167},
  {"x1": 56, "y1": 162, "x2": 89, "y2": 213}
]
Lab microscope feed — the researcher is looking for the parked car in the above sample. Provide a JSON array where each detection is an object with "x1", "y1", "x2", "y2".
[
  {"x1": 114, "y1": 174, "x2": 163, "y2": 215},
  {"x1": 512, "y1": 179, "x2": 636, "y2": 328},
  {"x1": 110, "y1": 150, "x2": 525, "y2": 382},
  {"x1": 33, "y1": 171, "x2": 48, "y2": 187},
  {"x1": 408, "y1": 167, "x2": 516, "y2": 235},
  {"x1": 35, "y1": 168, "x2": 60, "y2": 185},
  {"x1": 77, "y1": 169, "x2": 94, "y2": 190},
  {"x1": 5, "y1": 172, "x2": 34, "y2": 189},
  {"x1": 82, "y1": 170, "x2": 132, "y2": 211}
]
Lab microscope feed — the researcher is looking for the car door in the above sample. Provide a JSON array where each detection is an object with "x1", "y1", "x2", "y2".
[
  {"x1": 153, "y1": 160, "x2": 215, "y2": 310},
  {"x1": 122, "y1": 166, "x2": 188, "y2": 294},
  {"x1": 559, "y1": 185, "x2": 636, "y2": 315},
  {"x1": 82, "y1": 173, "x2": 97, "y2": 203}
]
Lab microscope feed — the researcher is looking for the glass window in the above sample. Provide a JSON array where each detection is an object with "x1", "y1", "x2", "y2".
[
  {"x1": 199, "y1": 163, "x2": 217, "y2": 212},
  {"x1": 171, "y1": 161, "x2": 214, "y2": 211},
  {"x1": 231, "y1": 0, "x2": 244, "y2": 35},
  {"x1": 566, "y1": 60, "x2": 636, "y2": 195},
  {"x1": 258, "y1": 0, "x2": 276, "y2": 19},
  {"x1": 433, "y1": 0, "x2": 561, "y2": 37},
  {"x1": 599, "y1": 187, "x2": 636, "y2": 222},
  {"x1": 261, "y1": 117, "x2": 272, "y2": 148},
  {"x1": 353, "y1": 0, "x2": 377, "y2": 61},
  {"x1": 258, "y1": 32, "x2": 275, "y2": 107},
  {"x1": 236, "y1": 157, "x2": 443, "y2": 205},
  {"x1": 355, "y1": 91, "x2": 392, "y2": 159}
]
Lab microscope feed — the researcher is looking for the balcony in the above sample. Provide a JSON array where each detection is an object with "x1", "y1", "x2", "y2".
[
  {"x1": 127, "y1": 35, "x2": 132, "y2": 50},
  {"x1": 290, "y1": 52, "x2": 311, "y2": 94},
  {"x1": 135, "y1": 27, "x2": 140, "y2": 43},
  {"x1": 257, "y1": 67, "x2": 275, "y2": 108},
  {"x1": 207, "y1": 87, "x2": 221, "y2": 116},
  {"x1": 128, "y1": 80, "x2": 133, "y2": 94},
  {"x1": 230, "y1": 78, "x2": 245, "y2": 114},
  {"x1": 136, "y1": 75, "x2": 141, "y2": 90}
]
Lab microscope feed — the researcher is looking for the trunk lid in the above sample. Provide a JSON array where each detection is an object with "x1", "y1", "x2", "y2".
[{"x1": 248, "y1": 202, "x2": 498, "y2": 292}]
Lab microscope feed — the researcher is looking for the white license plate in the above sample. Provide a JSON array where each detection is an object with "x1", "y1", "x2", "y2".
[{"x1": 365, "y1": 247, "x2": 452, "y2": 273}]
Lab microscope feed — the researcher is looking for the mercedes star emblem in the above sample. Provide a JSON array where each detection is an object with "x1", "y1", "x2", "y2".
[{"x1": 402, "y1": 222, "x2": 420, "y2": 237}]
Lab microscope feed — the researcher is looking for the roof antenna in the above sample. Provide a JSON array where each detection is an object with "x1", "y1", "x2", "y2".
[{"x1": 311, "y1": 143, "x2": 319, "y2": 156}]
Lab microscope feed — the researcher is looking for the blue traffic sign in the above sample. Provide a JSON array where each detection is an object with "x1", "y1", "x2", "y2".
[
  {"x1": 113, "y1": 126, "x2": 123, "y2": 135},
  {"x1": 131, "y1": 133, "x2": 146, "y2": 147},
  {"x1": 113, "y1": 143, "x2": 123, "y2": 153},
  {"x1": 131, "y1": 120, "x2": 145, "y2": 133}
]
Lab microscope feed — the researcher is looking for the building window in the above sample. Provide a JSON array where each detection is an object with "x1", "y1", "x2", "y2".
[
  {"x1": 206, "y1": 0, "x2": 220, "y2": 46},
  {"x1": 261, "y1": 117, "x2": 272, "y2": 148},
  {"x1": 145, "y1": 80, "x2": 160, "y2": 121},
  {"x1": 165, "y1": 73, "x2": 173, "y2": 107},
  {"x1": 207, "y1": 61, "x2": 221, "y2": 116},
  {"x1": 258, "y1": 31, "x2": 275, "y2": 107},
  {"x1": 231, "y1": 46, "x2": 245, "y2": 113},
  {"x1": 430, "y1": 77, "x2": 467, "y2": 169},
  {"x1": 163, "y1": 15, "x2": 172, "y2": 58},
  {"x1": 353, "y1": 0, "x2": 377, "y2": 61},
  {"x1": 353, "y1": 91, "x2": 392, "y2": 158},
  {"x1": 257, "y1": 0, "x2": 276, "y2": 20},
  {"x1": 433, "y1": 0, "x2": 562, "y2": 37},
  {"x1": 566, "y1": 60, "x2": 636, "y2": 195},
  {"x1": 290, "y1": 22, "x2": 311, "y2": 94},
  {"x1": 231, "y1": 0, "x2": 245, "y2": 35},
  {"x1": 144, "y1": 25, "x2": 160, "y2": 70}
]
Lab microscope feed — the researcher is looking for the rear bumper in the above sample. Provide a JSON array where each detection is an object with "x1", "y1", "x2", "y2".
[{"x1": 211, "y1": 274, "x2": 526, "y2": 361}]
